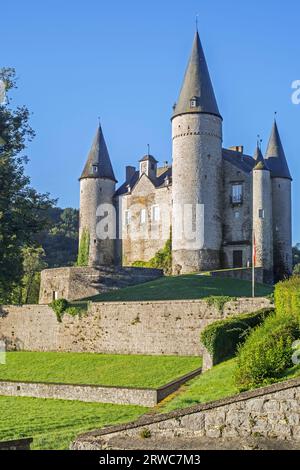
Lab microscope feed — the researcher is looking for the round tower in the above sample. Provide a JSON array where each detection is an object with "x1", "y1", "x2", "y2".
[
  {"x1": 252, "y1": 147, "x2": 273, "y2": 284},
  {"x1": 265, "y1": 121, "x2": 292, "y2": 280},
  {"x1": 172, "y1": 32, "x2": 223, "y2": 274},
  {"x1": 79, "y1": 125, "x2": 117, "y2": 267}
]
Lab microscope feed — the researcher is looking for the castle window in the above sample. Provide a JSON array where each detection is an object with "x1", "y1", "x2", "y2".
[
  {"x1": 124, "y1": 210, "x2": 131, "y2": 226},
  {"x1": 190, "y1": 96, "x2": 198, "y2": 108},
  {"x1": 234, "y1": 211, "x2": 240, "y2": 219},
  {"x1": 151, "y1": 205, "x2": 160, "y2": 223},
  {"x1": 92, "y1": 164, "x2": 98, "y2": 173},
  {"x1": 231, "y1": 184, "x2": 243, "y2": 205},
  {"x1": 259, "y1": 209, "x2": 265, "y2": 219},
  {"x1": 140, "y1": 209, "x2": 146, "y2": 224}
]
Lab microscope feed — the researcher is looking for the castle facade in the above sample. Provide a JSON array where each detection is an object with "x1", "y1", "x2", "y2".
[{"x1": 79, "y1": 32, "x2": 293, "y2": 282}]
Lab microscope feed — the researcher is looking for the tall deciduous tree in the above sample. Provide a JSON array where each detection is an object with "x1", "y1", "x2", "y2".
[{"x1": 0, "y1": 68, "x2": 54, "y2": 303}]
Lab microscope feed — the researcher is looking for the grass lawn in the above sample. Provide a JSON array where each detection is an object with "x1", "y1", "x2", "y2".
[
  {"x1": 0, "y1": 396, "x2": 147, "y2": 450},
  {"x1": 159, "y1": 359, "x2": 239, "y2": 413},
  {"x1": 159, "y1": 359, "x2": 300, "y2": 413},
  {"x1": 85, "y1": 274, "x2": 273, "y2": 303},
  {"x1": 0, "y1": 352, "x2": 201, "y2": 388}
]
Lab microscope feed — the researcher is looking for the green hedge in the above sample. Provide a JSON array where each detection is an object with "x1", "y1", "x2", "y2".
[
  {"x1": 201, "y1": 307, "x2": 274, "y2": 365},
  {"x1": 275, "y1": 276, "x2": 300, "y2": 320},
  {"x1": 235, "y1": 313, "x2": 300, "y2": 391}
]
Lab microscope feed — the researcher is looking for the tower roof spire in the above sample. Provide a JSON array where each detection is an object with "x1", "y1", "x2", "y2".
[
  {"x1": 253, "y1": 141, "x2": 269, "y2": 171},
  {"x1": 265, "y1": 120, "x2": 291, "y2": 180},
  {"x1": 80, "y1": 124, "x2": 117, "y2": 182},
  {"x1": 173, "y1": 31, "x2": 221, "y2": 119}
]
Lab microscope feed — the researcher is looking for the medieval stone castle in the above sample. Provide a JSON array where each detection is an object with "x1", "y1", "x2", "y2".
[{"x1": 79, "y1": 31, "x2": 292, "y2": 284}]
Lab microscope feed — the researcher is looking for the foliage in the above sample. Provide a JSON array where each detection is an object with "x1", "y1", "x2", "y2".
[
  {"x1": 0, "y1": 352, "x2": 201, "y2": 388},
  {"x1": 77, "y1": 228, "x2": 90, "y2": 267},
  {"x1": 0, "y1": 395, "x2": 146, "y2": 450},
  {"x1": 274, "y1": 276, "x2": 300, "y2": 320},
  {"x1": 293, "y1": 263, "x2": 300, "y2": 276},
  {"x1": 85, "y1": 274, "x2": 273, "y2": 303},
  {"x1": 235, "y1": 313, "x2": 300, "y2": 391},
  {"x1": 49, "y1": 299, "x2": 87, "y2": 322},
  {"x1": 205, "y1": 295, "x2": 235, "y2": 313},
  {"x1": 35, "y1": 207, "x2": 79, "y2": 268},
  {"x1": 201, "y1": 308, "x2": 274, "y2": 365},
  {"x1": 292, "y1": 243, "x2": 300, "y2": 268},
  {"x1": 132, "y1": 237, "x2": 172, "y2": 274},
  {"x1": 0, "y1": 68, "x2": 54, "y2": 303},
  {"x1": 10, "y1": 246, "x2": 47, "y2": 304}
]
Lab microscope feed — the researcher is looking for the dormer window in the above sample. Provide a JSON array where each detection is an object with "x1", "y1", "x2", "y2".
[
  {"x1": 92, "y1": 164, "x2": 98, "y2": 174},
  {"x1": 190, "y1": 96, "x2": 198, "y2": 108}
]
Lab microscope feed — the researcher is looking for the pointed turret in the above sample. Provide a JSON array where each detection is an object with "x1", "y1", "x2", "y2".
[
  {"x1": 80, "y1": 125, "x2": 117, "y2": 182},
  {"x1": 253, "y1": 145, "x2": 269, "y2": 171},
  {"x1": 172, "y1": 31, "x2": 223, "y2": 274},
  {"x1": 173, "y1": 31, "x2": 221, "y2": 119},
  {"x1": 265, "y1": 121, "x2": 291, "y2": 180},
  {"x1": 79, "y1": 124, "x2": 116, "y2": 267},
  {"x1": 253, "y1": 141, "x2": 273, "y2": 283},
  {"x1": 264, "y1": 120, "x2": 292, "y2": 280}
]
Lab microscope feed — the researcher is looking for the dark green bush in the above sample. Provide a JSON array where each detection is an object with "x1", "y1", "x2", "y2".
[
  {"x1": 275, "y1": 276, "x2": 300, "y2": 320},
  {"x1": 201, "y1": 307, "x2": 274, "y2": 365},
  {"x1": 235, "y1": 313, "x2": 300, "y2": 391}
]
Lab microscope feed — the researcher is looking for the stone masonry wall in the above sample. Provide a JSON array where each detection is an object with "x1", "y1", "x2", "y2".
[
  {"x1": 71, "y1": 377, "x2": 300, "y2": 449},
  {"x1": 0, "y1": 298, "x2": 270, "y2": 356},
  {"x1": 39, "y1": 266, "x2": 162, "y2": 304}
]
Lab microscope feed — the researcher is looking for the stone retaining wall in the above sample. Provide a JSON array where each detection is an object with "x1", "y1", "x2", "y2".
[
  {"x1": 0, "y1": 368, "x2": 202, "y2": 407},
  {"x1": 39, "y1": 266, "x2": 163, "y2": 304},
  {"x1": 0, "y1": 298, "x2": 270, "y2": 356},
  {"x1": 0, "y1": 438, "x2": 33, "y2": 450},
  {"x1": 71, "y1": 378, "x2": 300, "y2": 449}
]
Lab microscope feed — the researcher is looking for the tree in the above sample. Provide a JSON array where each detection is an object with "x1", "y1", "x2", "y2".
[
  {"x1": 35, "y1": 207, "x2": 79, "y2": 268},
  {"x1": 11, "y1": 246, "x2": 47, "y2": 304},
  {"x1": 293, "y1": 264, "x2": 300, "y2": 276},
  {"x1": 293, "y1": 244, "x2": 300, "y2": 268},
  {"x1": 0, "y1": 68, "x2": 54, "y2": 303}
]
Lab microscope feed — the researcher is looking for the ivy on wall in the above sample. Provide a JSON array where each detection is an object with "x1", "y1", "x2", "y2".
[
  {"x1": 77, "y1": 229, "x2": 90, "y2": 267},
  {"x1": 132, "y1": 236, "x2": 172, "y2": 275}
]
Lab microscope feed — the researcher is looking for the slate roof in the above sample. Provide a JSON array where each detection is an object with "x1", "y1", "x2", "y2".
[
  {"x1": 114, "y1": 166, "x2": 171, "y2": 197},
  {"x1": 222, "y1": 148, "x2": 255, "y2": 173},
  {"x1": 265, "y1": 121, "x2": 292, "y2": 180},
  {"x1": 139, "y1": 155, "x2": 158, "y2": 163},
  {"x1": 253, "y1": 145, "x2": 270, "y2": 171},
  {"x1": 80, "y1": 125, "x2": 117, "y2": 182},
  {"x1": 115, "y1": 149, "x2": 259, "y2": 197},
  {"x1": 173, "y1": 31, "x2": 221, "y2": 119}
]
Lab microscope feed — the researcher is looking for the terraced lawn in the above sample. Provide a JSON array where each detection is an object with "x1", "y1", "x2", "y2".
[
  {"x1": 85, "y1": 274, "x2": 273, "y2": 303},
  {"x1": 0, "y1": 352, "x2": 201, "y2": 387},
  {"x1": 0, "y1": 396, "x2": 147, "y2": 450}
]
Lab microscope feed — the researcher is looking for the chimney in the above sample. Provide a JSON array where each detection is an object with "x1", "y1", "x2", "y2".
[
  {"x1": 229, "y1": 145, "x2": 244, "y2": 154},
  {"x1": 126, "y1": 166, "x2": 136, "y2": 182}
]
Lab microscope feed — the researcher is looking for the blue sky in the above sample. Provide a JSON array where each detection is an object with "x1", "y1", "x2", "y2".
[{"x1": 2, "y1": 0, "x2": 300, "y2": 243}]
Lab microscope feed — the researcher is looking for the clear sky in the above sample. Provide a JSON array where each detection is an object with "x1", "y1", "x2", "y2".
[{"x1": 2, "y1": 0, "x2": 300, "y2": 243}]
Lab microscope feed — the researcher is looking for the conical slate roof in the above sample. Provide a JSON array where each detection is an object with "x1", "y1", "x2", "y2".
[
  {"x1": 265, "y1": 121, "x2": 291, "y2": 180},
  {"x1": 80, "y1": 125, "x2": 117, "y2": 181},
  {"x1": 253, "y1": 145, "x2": 269, "y2": 171},
  {"x1": 173, "y1": 31, "x2": 221, "y2": 119}
]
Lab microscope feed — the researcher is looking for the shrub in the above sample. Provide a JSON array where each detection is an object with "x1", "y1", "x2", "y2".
[
  {"x1": 201, "y1": 308, "x2": 273, "y2": 365},
  {"x1": 49, "y1": 299, "x2": 87, "y2": 322},
  {"x1": 132, "y1": 237, "x2": 172, "y2": 274},
  {"x1": 274, "y1": 276, "x2": 300, "y2": 321},
  {"x1": 235, "y1": 313, "x2": 300, "y2": 391}
]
